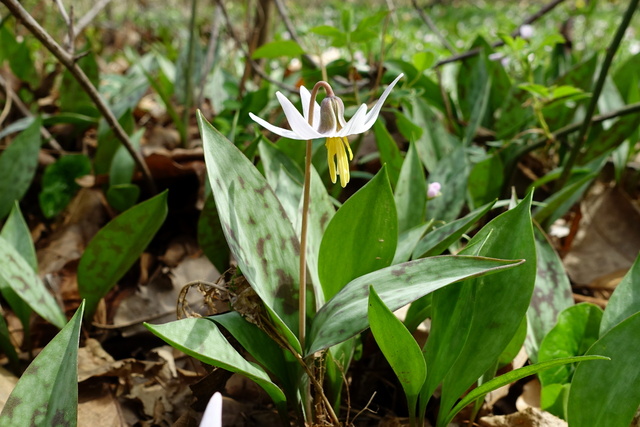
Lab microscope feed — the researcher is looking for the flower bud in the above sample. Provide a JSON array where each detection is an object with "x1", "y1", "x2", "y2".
[{"x1": 317, "y1": 96, "x2": 347, "y2": 134}]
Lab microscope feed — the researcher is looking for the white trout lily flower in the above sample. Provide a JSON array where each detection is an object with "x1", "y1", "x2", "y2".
[
  {"x1": 200, "y1": 392, "x2": 222, "y2": 427},
  {"x1": 249, "y1": 73, "x2": 404, "y2": 187}
]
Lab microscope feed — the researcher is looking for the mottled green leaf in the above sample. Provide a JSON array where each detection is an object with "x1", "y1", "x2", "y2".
[
  {"x1": 600, "y1": 252, "x2": 640, "y2": 337},
  {"x1": 308, "y1": 255, "x2": 523, "y2": 356},
  {"x1": 109, "y1": 128, "x2": 143, "y2": 186},
  {"x1": 0, "y1": 302, "x2": 82, "y2": 427},
  {"x1": 441, "y1": 355, "x2": 609, "y2": 427},
  {"x1": 436, "y1": 192, "x2": 536, "y2": 424},
  {"x1": 426, "y1": 146, "x2": 469, "y2": 222},
  {"x1": 395, "y1": 142, "x2": 426, "y2": 233},
  {"x1": 0, "y1": 236, "x2": 66, "y2": 329},
  {"x1": 0, "y1": 203, "x2": 35, "y2": 330},
  {"x1": 198, "y1": 112, "x2": 301, "y2": 352},
  {"x1": 394, "y1": 222, "x2": 431, "y2": 264},
  {"x1": 146, "y1": 317, "x2": 287, "y2": 414},
  {"x1": 0, "y1": 118, "x2": 41, "y2": 220},
  {"x1": 568, "y1": 312, "x2": 640, "y2": 427},
  {"x1": 39, "y1": 154, "x2": 92, "y2": 218},
  {"x1": 538, "y1": 303, "x2": 602, "y2": 387},
  {"x1": 105, "y1": 184, "x2": 140, "y2": 212},
  {"x1": 368, "y1": 286, "x2": 426, "y2": 422},
  {"x1": 59, "y1": 51, "x2": 100, "y2": 117},
  {"x1": 94, "y1": 110, "x2": 134, "y2": 175},
  {"x1": 78, "y1": 191, "x2": 168, "y2": 317},
  {"x1": 318, "y1": 167, "x2": 397, "y2": 301},
  {"x1": 526, "y1": 227, "x2": 574, "y2": 363}
]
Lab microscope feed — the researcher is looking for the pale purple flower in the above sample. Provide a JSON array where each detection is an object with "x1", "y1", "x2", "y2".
[
  {"x1": 519, "y1": 24, "x2": 535, "y2": 40},
  {"x1": 427, "y1": 182, "x2": 442, "y2": 199}
]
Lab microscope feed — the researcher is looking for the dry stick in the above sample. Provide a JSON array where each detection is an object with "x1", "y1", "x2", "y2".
[
  {"x1": 0, "y1": 75, "x2": 65, "y2": 152},
  {"x1": 1, "y1": 0, "x2": 156, "y2": 193},
  {"x1": 273, "y1": 0, "x2": 318, "y2": 69},
  {"x1": 555, "y1": 0, "x2": 639, "y2": 191},
  {"x1": 434, "y1": 0, "x2": 567, "y2": 67},
  {"x1": 74, "y1": 0, "x2": 112, "y2": 38},
  {"x1": 215, "y1": 0, "x2": 299, "y2": 94},
  {"x1": 411, "y1": 0, "x2": 455, "y2": 54}
]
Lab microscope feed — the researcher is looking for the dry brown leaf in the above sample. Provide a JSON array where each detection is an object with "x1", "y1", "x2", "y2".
[{"x1": 478, "y1": 407, "x2": 567, "y2": 427}]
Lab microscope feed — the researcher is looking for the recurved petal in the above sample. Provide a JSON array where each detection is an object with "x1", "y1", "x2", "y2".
[
  {"x1": 249, "y1": 113, "x2": 305, "y2": 140},
  {"x1": 276, "y1": 92, "x2": 324, "y2": 139},
  {"x1": 337, "y1": 103, "x2": 368, "y2": 137},
  {"x1": 356, "y1": 73, "x2": 404, "y2": 134},
  {"x1": 300, "y1": 86, "x2": 321, "y2": 129}
]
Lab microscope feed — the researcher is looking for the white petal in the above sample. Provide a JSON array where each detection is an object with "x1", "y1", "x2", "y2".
[
  {"x1": 357, "y1": 73, "x2": 404, "y2": 133},
  {"x1": 276, "y1": 92, "x2": 324, "y2": 139},
  {"x1": 300, "y1": 86, "x2": 321, "y2": 129},
  {"x1": 200, "y1": 392, "x2": 222, "y2": 427},
  {"x1": 337, "y1": 103, "x2": 368, "y2": 137},
  {"x1": 249, "y1": 113, "x2": 306, "y2": 140}
]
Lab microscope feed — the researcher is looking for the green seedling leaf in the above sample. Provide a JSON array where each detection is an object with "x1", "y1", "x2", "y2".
[
  {"x1": 568, "y1": 312, "x2": 640, "y2": 427},
  {"x1": 463, "y1": 75, "x2": 492, "y2": 146},
  {"x1": 60, "y1": 52, "x2": 100, "y2": 117},
  {"x1": 373, "y1": 121, "x2": 403, "y2": 188},
  {"x1": 109, "y1": 128, "x2": 144, "y2": 186},
  {"x1": 467, "y1": 154, "x2": 503, "y2": 209},
  {"x1": 412, "y1": 51, "x2": 435, "y2": 73},
  {"x1": 0, "y1": 236, "x2": 66, "y2": 329},
  {"x1": 198, "y1": 112, "x2": 301, "y2": 352},
  {"x1": 368, "y1": 286, "x2": 426, "y2": 424},
  {"x1": 434, "y1": 192, "x2": 536, "y2": 425},
  {"x1": 403, "y1": 293, "x2": 432, "y2": 332},
  {"x1": 413, "y1": 200, "x2": 495, "y2": 259},
  {"x1": 0, "y1": 301, "x2": 83, "y2": 427},
  {"x1": 519, "y1": 83, "x2": 551, "y2": 98},
  {"x1": 538, "y1": 303, "x2": 602, "y2": 387},
  {"x1": 498, "y1": 316, "x2": 527, "y2": 367},
  {"x1": 308, "y1": 255, "x2": 523, "y2": 356},
  {"x1": 0, "y1": 118, "x2": 41, "y2": 220},
  {"x1": 39, "y1": 154, "x2": 92, "y2": 218},
  {"x1": 318, "y1": 167, "x2": 397, "y2": 301},
  {"x1": 252, "y1": 40, "x2": 304, "y2": 59},
  {"x1": 94, "y1": 110, "x2": 134, "y2": 175},
  {"x1": 525, "y1": 227, "x2": 574, "y2": 363},
  {"x1": 600, "y1": 251, "x2": 640, "y2": 337},
  {"x1": 395, "y1": 142, "x2": 426, "y2": 234},
  {"x1": 440, "y1": 355, "x2": 609, "y2": 427},
  {"x1": 0, "y1": 203, "x2": 36, "y2": 331},
  {"x1": 78, "y1": 191, "x2": 168, "y2": 317},
  {"x1": 145, "y1": 318, "x2": 287, "y2": 415},
  {"x1": 198, "y1": 194, "x2": 230, "y2": 274},
  {"x1": 394, "y1": 221, "x2": 431, "y2": 264},
  {"x1": 457, "y1": 36, "x2": 490, "y2": 122}
]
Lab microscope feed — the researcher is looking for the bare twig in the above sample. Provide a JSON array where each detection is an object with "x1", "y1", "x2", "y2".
[
  {"x1": 1, "y1": 0, "x2": 156, "y2": 193},
  {"x1": 411, "y1": 0, "x2": 455, "y2": 54},
  {"x1": 216, "y1": 0, "x2": 299, "y2": 93},
  {"x1": 273, "y1": 0, "x2": 318, "y2": 68},
  {"x1": 435, "y1": 0, "x2": 567, "y2": 67},
  {"x1": 74, "y1": 0, "x2": 112, "y2": 37},
  {"x1": 53, "y1": 0, "x2": 74, "y2": 53},
  {"x1": 555, "y1": 0, "x2": 639, "y2": 190},
  {"x1": 0, "y1": 85, "x2": 12, "y2": 127},
  {"x1": 0, "y1": 74, "x2": 64, "y2": 152}
]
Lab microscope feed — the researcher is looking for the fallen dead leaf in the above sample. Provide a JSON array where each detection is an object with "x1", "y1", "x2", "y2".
[{"x1": 478, "y1": 407, "x2": 567, "y2": 427}]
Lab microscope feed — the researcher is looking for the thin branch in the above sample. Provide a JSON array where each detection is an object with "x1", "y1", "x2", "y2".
[
  {"x1": 555, "y1": 0, "x2": 639, "y2": 190},
  {"x1": 411, "y1": 0, "x2": 455, "y2": 54},
  {"x1": 74, "y1": 0, "x2": 112, "y2": 36},
  {"x1": 0, "y1": 74, "x2": 64, "y2": 152},
  {"x1": 435, "y1": 0, "x2": 567, "y2": 67},
  {"x1": 272, "y1": 0, "x2": 318, "y2": 68},
  {"x1": 216, "y1": 0, "x2": 299, "y2": 94},
  {"x1": 1, "y1": 0, "x2": 156, "y2": 193}
]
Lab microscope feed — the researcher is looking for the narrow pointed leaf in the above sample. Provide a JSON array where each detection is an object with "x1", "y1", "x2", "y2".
[
  {"x1": 373, "y1": 121, "x2": 403, "y2": 188},
  {"x1": 145, "y1": 318, "x2": 287, "y2": 413},
  {"x1": 0, "y1": 236, "x2": 66, "y2": 329},
  {"x1": 0, "y1": 118, "x2": 41, "y2": 219},
  {"x1": 368, "y1": 286, "x2": 426, "y2": 420},
  {"x1": 568, "y1": 312, "x2": 640, "y2": 427},
  {"x1": 0, "y1": 302, "x2": 84, "y2": 426},
  {"x1": 395, "y1": 142, "x2": 426, "y2": 233},
  {"x1": 441, "y1": 355, "x2": 609, "y2": 427},
  {"x1": 198, "y1": 112, "x2": 301, "y2": 351},
  {"x1": 307, "y1": 255, "x2": 523, "y2": 355},
  {"x1": 599, "y1": 251, "x2": 640, "y2": 337},
  {"x1": 78, "y1": 191, "x2": 168, "y2": 317},
  {"x1": 318, "y1": 167, "x2": 397, "y2": 301}
]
